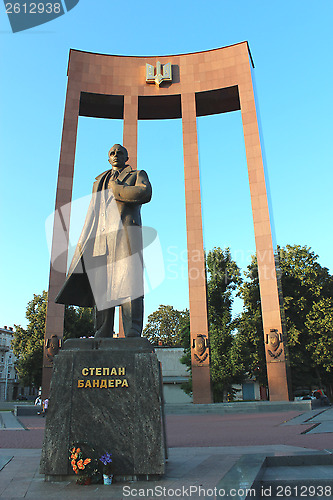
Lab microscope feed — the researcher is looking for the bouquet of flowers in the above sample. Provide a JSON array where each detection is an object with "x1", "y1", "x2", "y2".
[
  {"x1": 99, "y1": 452, "x2": 113, "y2": 476},
  {"x1": 69, "y1": 443, "x2": 101, "y2": 485}
]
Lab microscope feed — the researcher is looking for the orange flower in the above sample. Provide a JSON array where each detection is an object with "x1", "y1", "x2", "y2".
[
  {"x1": 71, "y1": 459, "x2": 76, "y2": 467},
  {"x1": 71, "y1": 447, "x2": 75, "y2": 454},
  {"x1": 77, "y1": 459, "x2": 84, "y2": 469},
  {"x1": 83, "y1": 458, "x2": 91, "y2": 466},
  {"x1": 76, "y1": 448, "x2": 81, "y2": 453}
]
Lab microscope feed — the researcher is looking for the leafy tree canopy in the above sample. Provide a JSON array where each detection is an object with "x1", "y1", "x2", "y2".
[
  {"x1": 142, "y1": 305, "x2": 189, "y2": 346},
  {"x1": 235, "y1": 244, "x2": 333, "y2": 393},
  {"x1": 64, "y1": 305, "x2": 94, "y2": 340},
  {"x1": 305, "y1": 298, "x2": 333, "y2": 374},
  {"x1": 13, "y1": 291, "x2": 47, "y2": 388},
  {"x1": 206, "y1": 248, "x2": 243, "y2": 400},
  {"x1": 234, "y1": 257, "x2": 268, "y2": 386},
  {"x1": 12, "y1": 292, "x2": 94, "y2": 388},
  {"x1": 278, "y1": 245, "x2": 333, "y2": 389},
  {"x1": 179, "y1": 247, "x2": 244, "y2": 401},
  {"x1": 206, "y1": 246, "x2": 242, "y2": 328}
]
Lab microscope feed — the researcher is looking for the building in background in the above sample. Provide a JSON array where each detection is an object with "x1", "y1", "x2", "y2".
[
  {"x1": 155, "y1": 347, "x2": 192, "y2": 404},
  {"x1": 0, "y1": 326, "x2": 18, "y2": 401},
  {"x1": 0, "y1": 326, "x2": 37, "y2": 401},
  {"x1": 232, "y1": 379, "x2": 261, "y2": 401},
  {"x1": 155, "y1": 346, "x2": 264, "y2": 403}
]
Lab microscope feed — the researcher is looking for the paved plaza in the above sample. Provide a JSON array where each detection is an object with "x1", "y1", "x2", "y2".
[{"x1": 1, "y1": 406, "x2": 333, "y2": 499}]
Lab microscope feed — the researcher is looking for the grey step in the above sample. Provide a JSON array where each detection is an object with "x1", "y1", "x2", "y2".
[
  {"x1": 265, "y1": 454, "x2": 333, "y2": 467},
  {"x1": 216, "y1": 453, "x2": 333, "y2": 499},
  {"x1": 14, "y1": 404, "x2": 41, "y2": 416},
  {"x1": 262, "y1": 465, "x2": 333, "y2": 481},
  {"x1": 258, "y1": 460, "x2": 333, "y2": 498},
  {"x1": 165, "y1": 400, "x2": 313, "y2": 415},
  {"x1": 0, "y1": 411, "x2": 25, "y2": 430}
]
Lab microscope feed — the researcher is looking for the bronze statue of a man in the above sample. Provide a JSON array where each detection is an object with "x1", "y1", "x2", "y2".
[{"x1": 55, "y1": 144, "x2": 152, "y2": 338}]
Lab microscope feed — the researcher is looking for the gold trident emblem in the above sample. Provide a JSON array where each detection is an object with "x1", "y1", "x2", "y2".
[{"x1": 146, "y1": 61, "x2": 172, "y2": 87}]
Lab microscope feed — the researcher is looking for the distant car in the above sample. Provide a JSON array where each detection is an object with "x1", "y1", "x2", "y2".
[
  {"x1": 312, "y1": 389, "x2": 326, "y2": 398},
  {"x1": 312, "y1": 390, "x2": 331, "y2": 406},
  {"x1": 294, "y1": 391, "x2": 313, "y2": 401},
  {"x1": 17, "y1": 395, "x2": 28, "y2": 401}
]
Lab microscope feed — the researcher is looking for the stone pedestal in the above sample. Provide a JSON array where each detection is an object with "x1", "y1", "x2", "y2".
[{"x1": 40, "y1": 337, "x2": 166, "y2": 479}]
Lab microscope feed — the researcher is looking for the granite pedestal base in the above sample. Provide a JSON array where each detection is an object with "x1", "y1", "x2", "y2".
[{"x1": 40, "y1": 337, "x2": 166, "y2": 480}]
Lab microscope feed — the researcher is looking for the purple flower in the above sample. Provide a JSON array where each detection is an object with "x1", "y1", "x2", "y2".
[{"x1": 99, "y1": 452, "x2": 112, "y2": 465}]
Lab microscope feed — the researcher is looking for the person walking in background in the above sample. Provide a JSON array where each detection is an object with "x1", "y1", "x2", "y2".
[
  {"x1": 34, "y1": 396, "x2": 42, "y2": 406},
  {"x1": 42, "y1": 398, "x2": 49, "y2": 417}
]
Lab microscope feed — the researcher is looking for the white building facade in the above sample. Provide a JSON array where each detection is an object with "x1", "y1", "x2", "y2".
[
  {"x1": 0, "y1": 326, "x2": 18, "y2": 401},
  {"x1": 155, "y1": 347, "x2": 193, "y2": 404}
]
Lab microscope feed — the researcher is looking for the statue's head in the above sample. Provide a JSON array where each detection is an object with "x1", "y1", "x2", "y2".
[{"x1": 108, "y1": 144, "x2": 128, "y2": 169}]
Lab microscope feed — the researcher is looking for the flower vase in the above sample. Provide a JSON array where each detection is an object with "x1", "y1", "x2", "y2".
[
  {"x1": 103, "y1": 474, "x2": 113, "y2": 485},
  {"x1": 77, "y1": 476, "x2": 91, "y2": 485}
]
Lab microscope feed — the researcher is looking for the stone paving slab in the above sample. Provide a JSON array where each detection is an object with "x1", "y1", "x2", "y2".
[
  {"x1": 310, "y1": 408, "x2": 333, "y2": 422},
  {"x1": 1, "y1": 409, "x2": 333, "y2": 498},
  {"x1": 306, "y1": 422, "x2": 333, "y2": 434},
  {"x1": 281, "y1": 409, "x2": 327, "y2": 426},
  {"x1": 282, "y1": 408, "x2": 333, "y2": 435},
  {"x1": 0, "y1": 456, "x2": 12, "y2": 472},
  {"x1": 0, "y1": 412, "x2": 25, "y2": 430},
  {"x1": 0, "y1": 446, "x2": 319, "y2": 499}
]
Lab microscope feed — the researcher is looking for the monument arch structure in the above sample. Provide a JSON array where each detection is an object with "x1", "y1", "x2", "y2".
[{"x1": 43, "y1": 42, "x2": 291, "y2": 403}]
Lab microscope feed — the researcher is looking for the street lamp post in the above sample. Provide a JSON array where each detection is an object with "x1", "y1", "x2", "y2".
[{"x1": 4, "y1": 356, "x2": 9, "y2": 401}]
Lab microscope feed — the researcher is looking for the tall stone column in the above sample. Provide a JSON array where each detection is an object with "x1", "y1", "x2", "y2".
[
  {"x1": 123, "y1": 95, "x2": 138, "y2": 169},
  {"x1": 181, "y1": 92, "x2": 213, "y2": 404},
  {"x1": 238, "y1": 55, "x2": 290, "y2": 401},
  {"x1": 42, "y1": 77, "x2": 80, "y2": 397},
  {"x1": 116, "y1": 94, "x2": 139, "y2": 338}
]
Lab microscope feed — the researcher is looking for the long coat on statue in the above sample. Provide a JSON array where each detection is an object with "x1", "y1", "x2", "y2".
[{"x1": 55, "y1": 165, "x2": 152, "y2": 310}]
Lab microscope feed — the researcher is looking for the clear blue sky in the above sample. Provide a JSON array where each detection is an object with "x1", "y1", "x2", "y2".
[{"x1": 1, "y1": 0, "x2": 332, "y2": 329}]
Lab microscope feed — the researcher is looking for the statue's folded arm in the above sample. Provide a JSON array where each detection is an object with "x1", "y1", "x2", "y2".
[{"x1": 112, "y1": 170, "x2": 152, "y2": 205}]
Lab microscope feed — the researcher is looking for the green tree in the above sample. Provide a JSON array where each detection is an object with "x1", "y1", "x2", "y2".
[
  {"x1": 13, "y1": 291, "x2": 47, "y2": 388},
  {"x1": 181, "y1": 247, "x2": 244, "y2": 402},
  {"x1": 278, "y1": 245, "x2": 333, "y2": 389},
  {"x1": 234, "y1": 257, "x2": 268, "y2": 387},
  {"x1": 206, "y1": 247, "x2": 242, "y2": 329},
  {"x1": 206, "y1": 247, "x2": 243, "y2": 401},
  {"x1": 178, "y1": 315, "x2": 192, "y2": 395},
  {"x1": 64, "y1": 305, "x2": 94, "y2": 339},
  {"x1": 305, "y1": 297, "x2": 333, "y2": 389},
  {"x1": 142, "y1": 305, "x2": 189, "y2": 346},
  {"x1": 12, "y1": 292, "x2": 94, "y2": 388},
  {"x1": 235, "y1": 245, "x2": 333, "y2": 394}
]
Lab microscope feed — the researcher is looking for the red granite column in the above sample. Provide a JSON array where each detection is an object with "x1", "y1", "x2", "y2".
[
  {"x1": 118, "y1": 94, "x2": 139, "y2": 338},
  {"x1": 42, "y1": 77, "x2": 81, "y2": 397},
  {"x1": 123, "y1": 95, "x2": 138, "y2": 169},
  {"x1": 238, "y1": 53, "x2": 290, "y2": 401},
  {"x1": 181, "y1": 92, "x2": 213, "y2": 404}
]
